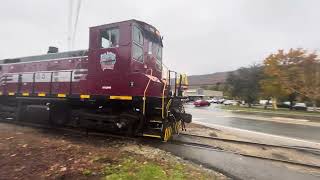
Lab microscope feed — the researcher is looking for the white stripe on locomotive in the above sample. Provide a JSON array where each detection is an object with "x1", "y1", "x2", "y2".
[{"x1": 0, "y1": 69, "x2": 88, "y2": 83}]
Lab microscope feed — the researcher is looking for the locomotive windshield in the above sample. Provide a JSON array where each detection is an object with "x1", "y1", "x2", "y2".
[
  {"x1": 153, "y1": 43, "x2": 162, "y2": 62},
  {"x1": 132, "y1": 26, "x2": 144, "y2": 62},
  {"x1": 101, "y1": 28, "x2": 119, "y2": 48}
]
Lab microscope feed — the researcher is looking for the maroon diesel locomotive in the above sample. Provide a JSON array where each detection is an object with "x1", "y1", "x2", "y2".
[{"x1": 0, "y1": 19, "x2": 191, "y2": 141}]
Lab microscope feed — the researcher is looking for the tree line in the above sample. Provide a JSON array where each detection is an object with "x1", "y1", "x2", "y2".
[{"x1": 206, "y1": 48, "x2": 320, "y2": 109}]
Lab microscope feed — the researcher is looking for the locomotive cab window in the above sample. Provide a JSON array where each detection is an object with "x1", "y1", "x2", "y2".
[
  {"x1": 149, "y1": 42, "x2": 162, "y2": 61},
  {"x1": 153, "y1": 43, "x2": 162, "y2": 62},
  {"x1": 132, "y1": 44, "x2": 144, "y2": 62},
  {"x1": 101, "y1": 28, "x2": 119, "y2": 48},
  {"x1": 132, "y1": 26, "x2": 144, "y2": 62},
  {"x1": 133, "y1": 26, "x2": 143, "y2": 45}
]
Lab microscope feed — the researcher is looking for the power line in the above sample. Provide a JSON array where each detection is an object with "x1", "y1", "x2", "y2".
[
  {"x1": 67, "y1": 0, "x2": 82, "y2": 51},
  {"x1": 68, "y1": 0, "x2": 74, "y2": 51},
  {"x1": 71, "y1": 0, "x2": 82, "y2": 50}
]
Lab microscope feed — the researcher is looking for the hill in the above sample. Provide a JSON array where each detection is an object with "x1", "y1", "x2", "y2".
[{"x1": 188, "y1": 71, "x2": 230, "y2": 86}]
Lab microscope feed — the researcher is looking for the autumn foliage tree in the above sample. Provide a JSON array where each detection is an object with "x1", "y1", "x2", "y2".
[
  {"x1": 259, "y1": 75, "x2": 288, "y2": 109},
  {"x1": 263, "y1": 49, "x2": 320, "y2": 108}
]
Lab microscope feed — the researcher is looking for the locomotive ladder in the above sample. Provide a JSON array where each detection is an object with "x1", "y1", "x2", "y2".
[{"x1": 142, "y1": 70, "x2": 183, "y2": 141}]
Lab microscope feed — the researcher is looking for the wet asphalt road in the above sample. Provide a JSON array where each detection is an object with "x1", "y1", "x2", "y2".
[
  {"x1": 158, "y1": 143, "x2": 320, "y2": 180},
  {"x1": 160, "y1": 104, "x2": 320, "y2": 180},
  {"x1": 185, "y1": 104, "x2": 320, "y2": 143}
]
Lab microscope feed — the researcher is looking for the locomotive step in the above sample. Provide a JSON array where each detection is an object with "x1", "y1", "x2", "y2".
[
  {"x1": 149, "y1": 120, "x2": 163, "y2": 123},
  {"x1": 142, "y1": 133, "x2": 162, "y2": 139},
  {"x1": 142, "y1": 129, "x2": 162, "y2": 139}
]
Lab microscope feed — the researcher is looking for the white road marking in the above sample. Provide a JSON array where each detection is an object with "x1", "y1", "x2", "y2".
[
  {"x1": 192, "y1": 117, "x2": 206, "y2": 120},
  {"x1": 193, "y1": 120, "x2": 320, "y2": 146},
  {"x1": 271, "y1": 117, "x2": 309, "y2": 122}
]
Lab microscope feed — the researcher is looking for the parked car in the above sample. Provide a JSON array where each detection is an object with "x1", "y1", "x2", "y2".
[
  {"x1": 217, "y1": 99, "x2": 225, "y2": 104},
  {"x1": 277, "y1": 101, "x2": 291, "y2": 108},
  {"x1": 207, "y1": 98, "x2": 218, "y2": 103},
  {"x1": 293, "y1": 103, "x2": 307, "y2": 111},
  {"x1": 223, "y1": 100, "x2": 238, "y2": 106},
  {"x1": 207, "y1": 99, "x2": 214, "y2": 103},
  {"x1": 194, "y1": 100, "x2": 211, "y2": 107}
]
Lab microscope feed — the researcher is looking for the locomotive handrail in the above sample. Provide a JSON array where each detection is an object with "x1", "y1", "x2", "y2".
[
  {"x1": 143, "y1": 69, "x2": 153, "y2": 115},
  {"x1": 69, "y1": 70, "x2": 73, "y2": 95},
  {"x1": 49, "y1": 72, "x2": 53, "y2": 95},
  {"x1": 161, "y1": 79, "x2": 167, "y2": 119},
  {"x1": 168, "y1": 70, "x2": 178, "y2": 97},
  {"x1": 32, "y1": 73, "x2": 35, "y2": 94},
  {"x1": 4, "y1": 76, "x2": 7, "y2": 94}
]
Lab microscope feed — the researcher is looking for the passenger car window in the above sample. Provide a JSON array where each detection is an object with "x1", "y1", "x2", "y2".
[
  {"x1": 133, "y1": 26, "x2": 143, "y2": 45},
  {"x1": 101, "y1": 28, "x2": 119, "y2": 48},
  {"x1": 132, "y1": 43, "x2": 143, "y2": 62}
]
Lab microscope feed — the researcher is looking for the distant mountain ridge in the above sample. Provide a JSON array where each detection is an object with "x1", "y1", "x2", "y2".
[{"x1": 188, "y1": 71, "x2": 231, "y2": 86}]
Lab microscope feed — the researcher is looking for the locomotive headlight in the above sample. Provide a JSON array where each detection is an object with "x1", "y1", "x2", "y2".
[{"x1": 129, "y1": 81, "x2": 134, "y2": 87}]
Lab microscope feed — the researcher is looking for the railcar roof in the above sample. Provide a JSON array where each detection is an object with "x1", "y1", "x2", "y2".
[{"x1": 0, "y1": 50, "x2": 88, "y2": 65}]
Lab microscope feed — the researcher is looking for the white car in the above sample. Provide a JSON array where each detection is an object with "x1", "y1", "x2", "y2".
[
  {"x1": 218, "y1": 99, "x2": 225, "y2": 104},
  {"x1": 207, "y1": 98, "x2": 218, "y2": 103},
  {"x1": 223, "y1": 100, "x2": 238, "y2": 106}
]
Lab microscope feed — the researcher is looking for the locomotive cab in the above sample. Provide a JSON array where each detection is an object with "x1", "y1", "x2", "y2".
[{"x1": 86, "y1": 20, "x2": 164, "y2": 97}]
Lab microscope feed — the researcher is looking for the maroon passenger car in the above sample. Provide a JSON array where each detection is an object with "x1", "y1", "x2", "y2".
[{"x1": 0, "y1": 20, "x2": 191, "y2": 141}]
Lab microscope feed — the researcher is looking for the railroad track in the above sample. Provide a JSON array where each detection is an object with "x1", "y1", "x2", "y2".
[
  {"x1": 172, "y1": 133, "x2": 320, "y2": 169},
  {"x1": 179, "y1": 133, "x2": 320, "y2": 154},
  {"x1": 1, "y1": 117, "x2": 320, "y2": 170}
]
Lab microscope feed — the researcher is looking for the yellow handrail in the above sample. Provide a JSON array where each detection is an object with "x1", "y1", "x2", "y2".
[
  {"x1": 166, "y1": 99, "x2": 172, "y2": 117},
  {"x1": 143, "y1": 69, "x2": 153, "y2": 115},
  {"x1": 161, "y1": 79, "x2": 167, "y2": 119}
]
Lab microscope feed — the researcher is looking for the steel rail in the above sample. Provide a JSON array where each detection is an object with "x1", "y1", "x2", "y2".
[
  {"x1": 170, "y1": 140, "x2": 320, "y2": 169},
  {"x1": 180, "y1": 133, "x2": 320, "y2": 153}
]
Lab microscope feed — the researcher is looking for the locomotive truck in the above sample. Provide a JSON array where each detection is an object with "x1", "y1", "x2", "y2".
[{"x1": 0, "y1": 19, "x2": 192, "y2": 141}]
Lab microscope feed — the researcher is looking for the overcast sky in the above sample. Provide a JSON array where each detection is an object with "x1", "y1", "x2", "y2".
[{"x1": 0, "y1": 0, "x2": 319, "y2": 75}]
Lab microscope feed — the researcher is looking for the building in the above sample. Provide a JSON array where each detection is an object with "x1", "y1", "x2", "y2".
[{"x1": 184, "y1": 88, "x2": 223, "y2": 100}]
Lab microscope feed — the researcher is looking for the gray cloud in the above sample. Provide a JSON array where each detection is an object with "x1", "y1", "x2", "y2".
[{"x1": 0, "y1": 0, "x2": 319, "y2": 75}]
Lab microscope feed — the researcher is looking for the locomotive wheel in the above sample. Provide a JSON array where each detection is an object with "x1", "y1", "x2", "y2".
[
  {"x1": 162, "y1": 123, "x2": 173, "y2": 142},
  {"x1": 50, "y1": 103, "x2": 70, "y2": 126},
  {"x1": 174, "y1": 121, "x2": 181, "y2": 135}
]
